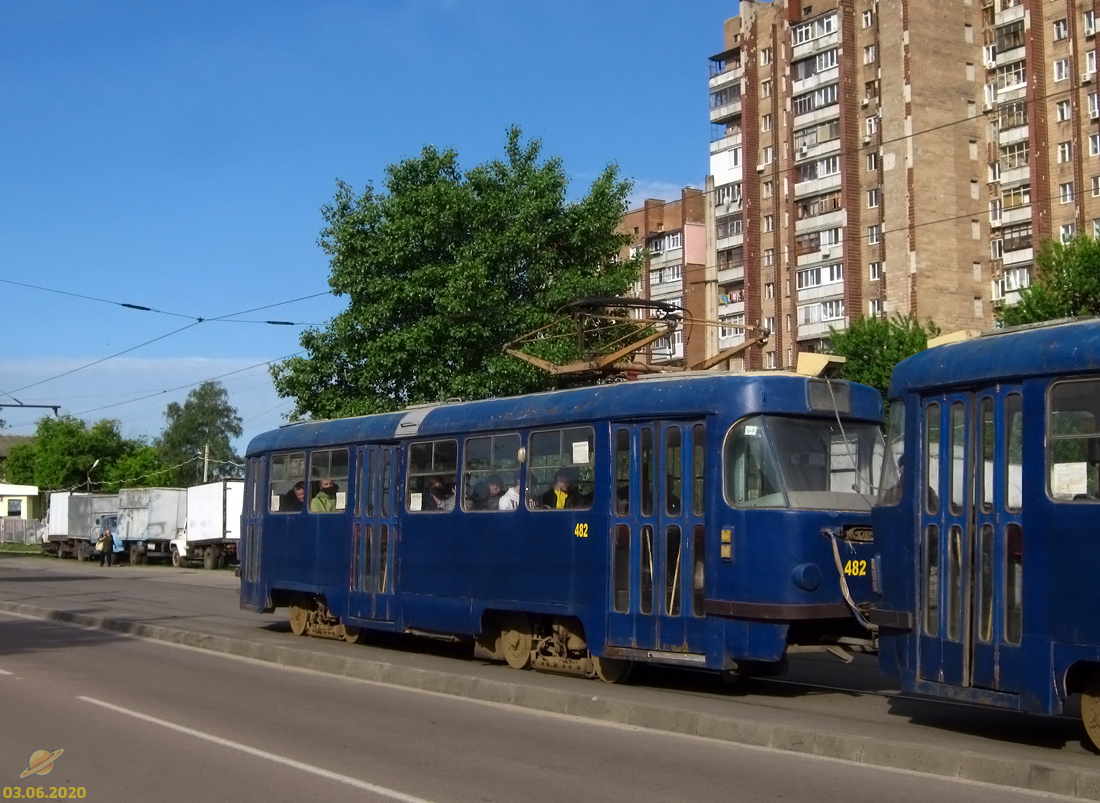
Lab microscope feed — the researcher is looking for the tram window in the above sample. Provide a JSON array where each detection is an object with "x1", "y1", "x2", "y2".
[
  {"x1": 692, "y1": 525, "x2": 706, "y2": 617},
  {"x1": 612, "y1": 524, "x2": 630, "y2": 613},
  {"x1": 363, "y1": 524, "x2": 373, "y2": 590},
  {"x1": 406, "y1": 439, "x2": 458, "y2": 513},
  {"x1": 924, "y1": 524, "x2": 939, "y2": 637},
  {"x1": 692, "y1": 425, "x2": 706, "y2": 516},
  {"x1": 665, "y1": 428, "x2": 683, "y2": 516},
  {"x1": 640, "y1": 525, "x2": 655, "y2": 615},
  {"x1": 351, "y1": 523, "x2": 362, "y2": 591},
  {"x1": 363, "y1": 451, "x2": 377, "y2": 517},
  {"x1": 268, "y1": 451, "x2": 306, "y2": 513},
  {"x1": 924, "y1": 404, "x2": 941, "y2": 515},
  {"x1": 381, "y1": 450, "x2": 392, "y2": 517},
  {"x1": 1048, "y1": 380, "x2": 1100, "y2": 502},
  {"x1": 977, "y1": 523, "x2": 994, "y2": 644},
  {"x1": 878, "y1": 401, "x2": 905, "y2": 506},
  {"x1": 462, "y1": 433, "x2": 521, "y2": 512},
  {"x1": 526, "y1": 427, "x2": 595, "y2": 511},
  {"x1": 1005, "y1": 523, "x2": 1023, "y2": 645},
  {"x1": 808, "y1": 379, "x2": 850, "y2": 413},
  {"x1": 949, "y1": 403, "x2": 965, "y2": 515},
  {"x1": 614, "y1": 430, "x2": 630, "y2": 516},
  {"x1": 665, "y1": 526, "x2": 683, "y2": 616},
  {"x1": 308, "y1": 449, "x2": 349, "y2": 513},
  {"x1": 641, "y1": 428, "x2": 655, "y2": 517},
  {"x1": 724, "y1": 417, "x2": 785, "y2": 508},
  {"x1": 1005, "y1": 394, "x2": 1023, "y2": 511},
  {"x1": 980, "y1": 398, "x2": 994, "y2": 514},
  {"x1": 946, "y1": 524, "x2": 963, "y2": 642},
  {"x1": 379, "y1": 524, "x2": 390, "y2": 593},
  {"x1": 354, "y1": 455, "x2": 365, "y2": 517},
  {"x1": 765, "y1": 416, "x2": 881, "y2": 507}
]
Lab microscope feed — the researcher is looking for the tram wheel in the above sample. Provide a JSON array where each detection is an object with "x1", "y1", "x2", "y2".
[
  {"x1": 592, "y1": 655, "x2": 633, "y2": 684},
  {"x1": 288, "y1": 598, "x2": 310, "y2": 637},
  {"x1": 1082, "y1": 673, "x2": 1100, "y2": 751},
  {"x1": 342, "y1": 625, "x2": 365, "y2": 645},
  {"x1": 500, "y1": 612, "x2": 533, "y2": 670}
]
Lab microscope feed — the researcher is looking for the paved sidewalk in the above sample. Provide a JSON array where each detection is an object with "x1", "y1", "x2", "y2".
[{"x1": 3, "y1": 553, "x2": 1100, "y2": 799}]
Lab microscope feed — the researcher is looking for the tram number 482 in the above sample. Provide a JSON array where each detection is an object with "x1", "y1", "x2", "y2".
[
  {"x1": 843, "y1": 560, "x2": 868, "y2": 577},
  {"x1": 574, "y1": 523, "x2": 589, "y2": 538}
]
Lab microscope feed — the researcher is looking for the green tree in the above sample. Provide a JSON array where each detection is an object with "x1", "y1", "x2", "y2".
[
  {"x1": 100, "y1": 446, "x2": 165, "y2": 492},
  {"x1": 998, "y1": 235, "x2": 1100, "y2": 326},
  {"x1": 272, "y1": 127, "x2": 643, "y2": 420},
  {"x1": 828, "y1": 313, "x2": 940, "y2": 398},
  {"x1": 156, "y1": 381, "x2": 243, "y2": 486},
  {"x1": 4, "y1": 416, "x2": 163, "y2": 490}
]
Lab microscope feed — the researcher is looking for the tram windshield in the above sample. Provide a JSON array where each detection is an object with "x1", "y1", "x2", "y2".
[{"x1": 724, "y1": 415, "x2": 883, "y2": 511}]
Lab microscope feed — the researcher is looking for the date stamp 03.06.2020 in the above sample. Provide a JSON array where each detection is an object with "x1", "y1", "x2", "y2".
[{"x1": 4, "y1": 749, "x2": 86, "y2": 799}]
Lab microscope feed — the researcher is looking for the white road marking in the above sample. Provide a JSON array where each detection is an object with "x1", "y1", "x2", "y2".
[
  {"x1": 0, "y1": 669, "x2": 11, "y2": 675},
  {"x1": 78, "y1": 696, "x2": 435, "y2": 803}
]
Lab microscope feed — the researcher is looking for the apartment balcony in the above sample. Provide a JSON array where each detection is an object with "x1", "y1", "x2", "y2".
[
  {"x1": 1001, "y1": 205, "x2": 1032, "y2": 225},
  {"x1": 796, "y1": 282, "x2": 845, "y2": 304},
  {"x1": 718, "y1": 300, "x2": 746, "y2": 317},
  {"x1": 791, "y1": 67, "x2": 840, "y2": 96},
  {"x1": 798, "y1": 316, "x2": 848, "y2": 340},
  {"x1": 711, "y1": 99, "x2": 743, "y2": 124},
  {"x1": 998, "y1": 82, "x2": 1027, "y2": 103},
  {"x1": 793, "y1": 172, "x2": 842, "y2": 199},
  {"x1": 717, "y1": 265, "x2": 744, "y2": 284},
  {"x1": 995, "y1": 2, "x2": 1025, "y2": 26},
  {"x1": 996, "y1": 46, "x2": 1025, "y2": 66},
  {"x1": 709, "y1": 65, "x2": 744, "y2": 92},
  {"x1": 999, "y1": 125, "x2": 1029, "y2": 146},
  {"x1": 716, "y1": 233, "x2": 744, "y2": 251},
  {"x1": 792, "y1": 31, "x2": 840, "y2": 61},
  {"x1": 648, "y1": 283, "x2": 683, "y2": 305},
  {"x1": 718, "y1": 332, "x2": 747, "y2": 351},
  {"x1": 649, "y1": 247, "x2": 683, "y2": 268},
  {"x1": 796, "y1": 242, "x2": 844, "y2": 268},
  {"x1": 999, "y1": 165, "x2": 1029, "y2": 186},
  {"x1": 795, "y1": 138, "x2": 841, "y2": 163},
  {"x1": 1002, "y1": 246, "x2": 1033, "y2": 266},
  {"x1": 795, "y1": 208, "x2": 846, "y2": 234},
  {"x1": 792, "y1": 103, "x2": 840, "y2": 131},
  {"x1": 710, "y1": 131, "x2": 743, "y2": 155}
]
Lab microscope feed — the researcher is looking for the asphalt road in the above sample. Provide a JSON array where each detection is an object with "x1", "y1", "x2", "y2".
[{"x1": 0, "y1": 612, "x2": 1080, "y2": 803}]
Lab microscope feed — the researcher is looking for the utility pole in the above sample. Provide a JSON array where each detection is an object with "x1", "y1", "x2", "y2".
[{"x1": 203, "y1": 444, "x2": 210, "y2": 483}]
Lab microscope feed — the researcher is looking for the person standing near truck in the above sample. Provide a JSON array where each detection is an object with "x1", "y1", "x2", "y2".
[{"x1": 97, "y1": 528, "x2": 114, "y2": 567}]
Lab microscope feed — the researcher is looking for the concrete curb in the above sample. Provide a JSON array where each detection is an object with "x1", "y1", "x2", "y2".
[{"x1": 4, "y1": 599, "x2": 1098, "y2": 799}]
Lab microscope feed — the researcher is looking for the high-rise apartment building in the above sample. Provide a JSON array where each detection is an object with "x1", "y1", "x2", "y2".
[{"x1": 703, "y1": 0, "x2": 1099, "y2": 369}]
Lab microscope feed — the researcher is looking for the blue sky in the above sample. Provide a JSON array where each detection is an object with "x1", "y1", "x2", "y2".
[{"x1": 0, "y1": 1, "x2": 737, "y2": 450}]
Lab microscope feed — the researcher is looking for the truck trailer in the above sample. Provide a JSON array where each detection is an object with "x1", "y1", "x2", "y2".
[
  {"x1": 170, "y1": 480, "x2": 243, "y2": 570},
  {"x1": 45, "y1": 492, "x2": 119, "y2": 560},
  {"x1": 118, "y1": 487, "x2": 186, "y2": 565}
]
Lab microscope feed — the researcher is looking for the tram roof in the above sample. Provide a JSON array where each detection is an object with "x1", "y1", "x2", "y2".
[
  {"x1": 888, "y1": 317, "x2": 1100, "y2": 397},
  {"x1": 246, "y1": 372, "x2": 882, "y2": 455}
]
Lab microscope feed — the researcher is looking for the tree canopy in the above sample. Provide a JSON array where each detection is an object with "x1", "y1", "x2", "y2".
[
  {"x1": 272, "y1": 127, "x2": 644, "y2": 420},
  {"x1": 4, "y1": 416, "x2": 162, "y2": 492},
  {"x1": 156, "y1": 381, "x2": 243, "y2": 486},
  {"x1": 998, "y1": 235, "x2": 1100, "y2": 326},
  {"x1": 829, "y1": 313, "x2": 940, "y2": 398}
]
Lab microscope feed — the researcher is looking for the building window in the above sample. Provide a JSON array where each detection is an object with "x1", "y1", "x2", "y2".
[
  {"x1": 1053, "y1": 19, "x2": 1068, "y2": 41},
  {"x1": 1058, "y1": 141, "x2": 1073, "y2": 163},
  {"x1": 863, "y1": 45, "x2": 877, "y2": 64},
  {"x1": 997, "y1": 61, "x2": 1026, "y2": 89},
  {"x1": 1061, "y1": 223, "x2": 1077, "y2": 242},
  {"x1": 762, "y1": 80, "x2": 772, "y2": 98},
  {"x1": 867, "y1": 152, "x2": 879, "y2": 171},
  {"x1": 762, "y1": 114, "x2": 772, "y2": 132},
  {"x1": 1003, "y1": 185, "x2": 1031, "y2": 209},
  {"x1": 869, "y1": 261, "x2": 882, "y2": 281},
  {"x1": 762, "y1": 180, "x2": 774, "y2": 198},
  {"x1": 1090, "y1": 93, "x2": 1100, "y2": 118},
  {"x1": 764, "y1": 317, "x2": 776, "y2": 334},
  {"x1": 1089, "y1": 50, "x2": 1098, "y2": 74},
  {"x1": 867, "y1": 188, "x2": 880, "y2": 208},
  {"x1": 991, "y1": 238, "x2": 1004, "y2": 260},
  {"x1": 762, "y1": 146, "x2": 774, "y2": 164},
  {"x1": 1087, "y1": 10, "x2": 1097, "y2": 38},
  {"x1": 1054, "y1": 58, "x2": 1070, "y2": 82},
  {"x1": 868, "y1": 224, "x2": 882, "y2": 244},
  {"x1": 765, "y1": 351, "x2": 777, "y2": 370},
  {"x1": 761, "y1": 47, "x2": 772, "y2": 65},
  {"x1": 763, "y1": 214, "x2": 774, "y2": 232},
  {"x1": 1057, "y1": 100, "x2": 1071, "y2": 122},
  {"x1": 764, "y1": 249, "x2": 775, "y2": 267},
  {"x1": 862, "y1": 9, "x2": 874, "y2": 28},
  {"x1": 990, "y1": 198, "x2": 1003, "y2": 223},
  {"x1": 1002, "y1": 140, "x2": 1030, "y2": 169},
  {"x1": 765, "y1": 282, "x2": 775, "y2": 298},
  {"x1": 1094, "y1": 218, "x2": 1100, "y2": 238},
  {"x1": 865, "y1": 79, "x2": 880, "y2": 100},
  {"x1": 870, "y1": 299, "x2": 885, "y2": 317},
  {"x1": 1060, "y1": 182, "x2": 1075, "y2": 203},
  {"x1": 1093, "y1": 176, "x2": 1100, "y2": 196}
]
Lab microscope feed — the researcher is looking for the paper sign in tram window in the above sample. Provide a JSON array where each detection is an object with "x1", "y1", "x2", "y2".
[
  {"x1": 270, "y1": 495, "x2": 280, "y2": 511},
  {"x1": 1051, "y1": 462, "x2": 1089, "y2": 499},
  {"x1": 572, "y1": 441, "x2": 590, "y2": 465},
  {"x1": 336, "y1": 492, "x2": 347, "y2": 509},
  {"x1": 409, "y1": 493, "x2": 423, "y2": 512}
]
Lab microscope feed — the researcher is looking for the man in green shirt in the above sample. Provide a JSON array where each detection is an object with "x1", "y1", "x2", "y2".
[{"x1": 310, "y1": 477, "x2": 339, "y2": 512}]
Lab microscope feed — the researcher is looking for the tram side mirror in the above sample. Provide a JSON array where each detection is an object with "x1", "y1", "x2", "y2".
[{"x1": 517, "y1": 447, "x2": 526, "y2": 464}]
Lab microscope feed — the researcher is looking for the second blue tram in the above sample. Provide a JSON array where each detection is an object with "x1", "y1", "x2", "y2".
[
  {"x1": 241, "y1": 371, "x2": 883, "y2": 680},
  {"x1": 870, "y1": 318, "x2": 1100, "y2": 747}
]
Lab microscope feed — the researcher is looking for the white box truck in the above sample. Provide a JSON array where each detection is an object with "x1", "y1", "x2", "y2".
[
  {"x1": 118, "y1": 487, "x2": 186, "y2": 565},
  {"x1": 45, "y1": 492, "x2": 119, "y2": 560},
  {"x1": 171, "y1": 480, "x2": 243, "y2": 570}
]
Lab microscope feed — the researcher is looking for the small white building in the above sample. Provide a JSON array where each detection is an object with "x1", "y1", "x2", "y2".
[{"x1": 0, "y1": 483, "x2": 42, "y2": 519}]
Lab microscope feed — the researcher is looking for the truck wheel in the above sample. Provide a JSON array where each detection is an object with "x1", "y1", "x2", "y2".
[
  {"x1": 171, "y1": 547, "x2": 187, "y2": 568},
  {"x1": 130, "y1": 544, "x2": 144, "y2": 565},
  {"x1": 76, "y1": 542, "x2": 91, "y2": 562},
  {"x1": 203, "y1": 546, "x2": 218, "y2": 570}
]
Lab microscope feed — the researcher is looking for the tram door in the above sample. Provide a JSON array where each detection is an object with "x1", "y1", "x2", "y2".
[
  {"x1": 240, "y1": 456, "x2": 265, "y2": 607},
  {"x1": 918, "y1": 389, "x2": 1023, "y2": 692},
  {"x1": 606, "y1": 422, "x2": 707, "y2": 653},
  {"x1": 350, "y1": 445, "x2": 397, "y2": 622}
]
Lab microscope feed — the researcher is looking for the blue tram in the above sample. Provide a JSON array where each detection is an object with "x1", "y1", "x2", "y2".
[
  {"x1": 240, "y1": 372, "x2": 883, "y2": 681},
  {"x1": 870, "y1": 318, "x2": 1100, "y2": 747}
]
